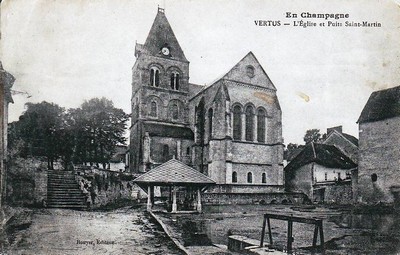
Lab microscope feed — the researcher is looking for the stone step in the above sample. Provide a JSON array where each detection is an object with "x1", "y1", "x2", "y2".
[
  {"x1": 48, "y1": 184, "x2": 81, "y2": 187},
  {"x1": 47, "y1": 188, "x2": 82, "y2": 193},
  {"x1": 47, "y1": 179, "x2": 76, "y2": 184},
  {"x1": 47, "y1": 199, "x2": 86, "y2": 203},
  {"x1": 47, "y1": 170, "x2": 88, "y2": 210},
  {"x1": 47, "y1": 199, "x2": 86, "y2": 205},
  {"x1": 48, "y1": 185, "x2": 78, "y2": 188},
  {"x1": 47, "y1": 204, "x2": 86, "y2": 209},
  {"x1": 48, "y1": 176, "x2": 76, "y2": 179},
  {"x1": 47, "y1": 195, "x2": 86, "y2": 199},
  {"x1": 48, "y1": 190, "x2": 83, "y2": 194}
]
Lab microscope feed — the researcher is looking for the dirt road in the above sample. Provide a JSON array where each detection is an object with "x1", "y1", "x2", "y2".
[{"x1": 3, "y1": 207, "x2": 183, "y2": 255}]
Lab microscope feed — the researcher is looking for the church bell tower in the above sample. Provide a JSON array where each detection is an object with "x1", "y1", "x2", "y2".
[{"x1": 129, "y1": 8, "x2": 194, "y2": 172}]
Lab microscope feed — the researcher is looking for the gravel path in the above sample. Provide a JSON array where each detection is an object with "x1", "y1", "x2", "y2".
[{"x1": 4, "y1": 207, "x2": 183, "y2": 255}]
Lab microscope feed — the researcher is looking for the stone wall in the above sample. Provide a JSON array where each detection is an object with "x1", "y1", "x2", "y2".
[
  {"x1": 358, "y1": 116, "x2": 400, "y2": 203},
  {"x1": 285, "y1": 163, "x2": 313, "y2": 198},
  {"x1": 6, "y1": 157, "x2": 48, "y2": 206},
  {"x1": 75, "y1": 167, "x2": 142, "y2": 208},
  {"x1": 203, "y1": 192, "x2": 305, "y2": 205},
  {"x1": 314, "y1": 181, "x2": 353, "y2": 204},
  {"x1": 207, "y1": 184, "x2": 284, "y2": 194}
]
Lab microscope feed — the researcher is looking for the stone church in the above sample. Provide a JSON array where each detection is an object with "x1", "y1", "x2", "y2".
[{"x1": 129, "y1": 8, "x2": 284, "y2": 193}]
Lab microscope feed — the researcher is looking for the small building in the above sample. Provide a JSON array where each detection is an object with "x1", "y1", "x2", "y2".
[
  {"x1": 322, "y1": 126, "x2": 358, "y2": 164},
  {"x1": 133, "y1": 159, "x2": 215, "y2": 213},
  {"x1": 109, "y1": 145, "x2": 127, "y2": 171},
  {"x1": 357, "y1": 85, "x2": 400, "y2": 204},
  {"x1": 284, "y1": 143, "x2": 357, "y2": 204}
]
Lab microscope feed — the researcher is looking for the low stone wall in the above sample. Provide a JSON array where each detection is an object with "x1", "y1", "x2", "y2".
[
  {"x1": 75, "y1": 167, "x2": 143, "y2": 208},
  {"x1": 6, "y1": 157, "x2": 48, "y2": 206},
  {"x1": 314, "y1": 182, "x2": 353, "y2": 204},
  {"x1": 203, "y1": 192, "x2": 306, "y2": 205}
]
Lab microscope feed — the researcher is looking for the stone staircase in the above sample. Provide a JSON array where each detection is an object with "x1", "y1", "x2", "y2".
[{"x1": 47, "y1": 170, "x2": 87, "y2": 210}]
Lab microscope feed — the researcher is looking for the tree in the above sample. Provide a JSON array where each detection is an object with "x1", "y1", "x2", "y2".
[
  {"x1": 70, "y1": 98, "x2": 129, "y2": 168},
  {"x1": 9, "y1": 101, "x2": 67, "y2": 169},
  {"x1": 303, "y1": 129, "x2": 323, "y2": 144},
  {"x1": 284, "y1": 143, "x2": 305, "y2": 161}
]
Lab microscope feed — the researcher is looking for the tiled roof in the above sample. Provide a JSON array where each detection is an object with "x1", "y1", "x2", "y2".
[
  {"x1": 133, "y1": 159, "x2": 215, "y2": 186},
  {"x1": 342, "y1": 133, "x2": 358, "y2": 146},
  {"x1": 358, "y1": 85, "x2": 400, "y2": 123},
  {"x1": 143, "y1": 123, "x2": 194, "y2": 140},
  {"x1": 285, "y1": 143, "x2": 357, "y2": 173},
  {"x1": 188, "y1": 83, "x2": 204, "y2": 98}
]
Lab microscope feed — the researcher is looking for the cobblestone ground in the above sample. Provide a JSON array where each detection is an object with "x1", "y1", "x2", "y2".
[{"x1": 3, "y1": 207, "x2": 183, "y2": 255}]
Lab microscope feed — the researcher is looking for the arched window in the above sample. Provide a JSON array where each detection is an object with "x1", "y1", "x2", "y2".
[
  {"x1": 257, "y1": 108, "x2": 266, "y2": 143},
  {"x1": 247, "y1": 172, "x2": 253, "y2": 183},
  {"x1": 262, "y1": 173, "x2": 266, "y2": 183},
  {"x1": 245, "y1": 105, "x2": 254, "y2": 141},
  {"x1": 232, "y1": 172, "x2": 237, "y2": 183},
  {"x1": 170, "y1": 72, "x2": 180, "y2": 90},
  {"x1": 150, "y1": 67, "x2": 160, "y2": 87},
  {"x1": 208, "y1": 108, "x2": 213, "y2": 139},
  {"x1": 150, "y1": 101, "x2": 157, "y2": 117},
  {"x1": 233, "y1": 105, "x2": 242, "y2": 140},
  {"x1": 171, "y1": 103, "x2": 179, "y2": 120}
]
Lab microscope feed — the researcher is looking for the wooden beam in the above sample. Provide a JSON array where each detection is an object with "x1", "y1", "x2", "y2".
[
  {"x1": 264, "y1": 213, "x2": 322, "y2": 225},
  {"x1": 319, "y1": 222, "x2": 324, "y2": 249},
  {"x1": 287, "y1": 220, "x2": 293, "y2": 252},
  {"x1": 312, "y1": 224, "x2": 319, "y2": 247},
  {"x1": 267, "y1": 217, "x2": 273, "y2": 245},
  {"x1": 260, "y1": 215, "x2": 267, "y2": 247}
]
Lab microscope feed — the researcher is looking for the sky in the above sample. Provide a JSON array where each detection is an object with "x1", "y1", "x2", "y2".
[{"x1": 1, "y1": 0, "x2": 399, "y2": 144}]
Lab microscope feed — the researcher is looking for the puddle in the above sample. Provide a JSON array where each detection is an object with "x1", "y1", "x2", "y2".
[{"x1": 163, "y1": 204, "x2": 400, "y2": 254}]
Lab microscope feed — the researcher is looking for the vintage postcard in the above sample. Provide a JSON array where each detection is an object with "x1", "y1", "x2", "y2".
[{"x1": 1, "y1": 0, "x2": 400, "y2": 254}]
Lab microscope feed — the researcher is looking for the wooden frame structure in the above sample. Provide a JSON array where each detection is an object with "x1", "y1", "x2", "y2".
[
  {"x1": 133, "y1": 159, "x2": 215, "y2": 213},
  {"x1": 260, "y1": 212, "x2": 324, "y2": 252}
]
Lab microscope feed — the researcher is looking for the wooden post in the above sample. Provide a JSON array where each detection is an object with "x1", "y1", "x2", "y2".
[
  {"x1": 287, "y1": 220, "x2": 293, "y2": 252},
  {"x1": 319, "y1": 221, "x2": 324, "y2": 249},
  {"x1": 172, "y1": 186, "x2": 177, "y2": 213},
  {"x1": 196, "y1": 187, "x2": 202, "y2": 213},
  {"x1": 312, "y1": 224, "x2": 319, "y2": 247},
  {"x1": 267, "y1": 217, "x2": 273, "y2": 245},
  {"x1": 260, "y1": 215, "x2": 267, "y2": 247},
  {"x1": 146, "y1": 186, "x2": 152, "y2": 211}
]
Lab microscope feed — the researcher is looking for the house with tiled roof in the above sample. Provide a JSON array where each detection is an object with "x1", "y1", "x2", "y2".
[
  {"x1": 357, "y1": 85, "x2": 400, "y2": 204},
  {"x1": 284, "y1": 143, "x2": 357, "y2": 204},
  {"x1": 129, "y1": 8, "x2": 284, "y2": 194},
  {"x1": 322, "y1": 126, "x2": 358, "y2": 164}
]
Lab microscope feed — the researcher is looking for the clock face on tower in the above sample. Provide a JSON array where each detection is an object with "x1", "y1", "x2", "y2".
[{"x1": 161, "y1": 47, "x2": 170, "y2": 56}]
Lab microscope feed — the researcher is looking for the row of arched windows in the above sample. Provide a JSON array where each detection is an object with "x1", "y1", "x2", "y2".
[
  {"x1": 149, "y1": 101, "x2": 180, "y2": 120},
  {"x1": 149, "y1": 67, "x2": 180, "y2": 90},
  {"x1": 233, "y1": 105, "x2": 266, "y2": 143},
  {"x1": 232, "y1": 171, "x2": 267, "y2": 184}
]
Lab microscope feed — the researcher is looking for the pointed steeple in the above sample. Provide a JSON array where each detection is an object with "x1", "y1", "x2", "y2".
[{"x1": 143, "y1": 8, "x2": 188, "y2": 62}]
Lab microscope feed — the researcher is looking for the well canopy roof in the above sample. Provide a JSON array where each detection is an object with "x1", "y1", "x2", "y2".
[{"x1": 133, "y1": 159, "x2": 215, "y2": 186}]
